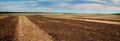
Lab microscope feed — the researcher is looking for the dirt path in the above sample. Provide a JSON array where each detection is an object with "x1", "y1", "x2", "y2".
[
  {"x1": 14, "y1": 16, "x2": 54, "y2": 41},
  {"x1": 77, "y1": 19, "x2": 120, "y2": 25},
  {"x1": 27, "y1": 15, "x2": 120, "y2": 41},
  {"x1": 48, "y1": 16, "x2": 120, "y2": 25},
  {"x1": 76, "y1": 18, "x2": 120, "y2": 22},
  {"x1": 58, "y1": 18, "x2": 120, "y2": 25}
]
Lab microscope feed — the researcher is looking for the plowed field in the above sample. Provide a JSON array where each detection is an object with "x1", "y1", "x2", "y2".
[{"x1": 0, "y1": 15, "x2": 120, "y2": 41}]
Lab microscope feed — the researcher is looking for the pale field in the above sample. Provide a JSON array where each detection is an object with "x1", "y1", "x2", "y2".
[
  {"x1": 0, "y1": 16, "x2": 9, "y2": 19},
  {"x1": 41, "y1": 14, "x2": 120, "y2": 25},
  {"x1": 1, "y1": 13, "x2": 119, "y2": 20},
  {"x1": 41, "y1": 14, "x2": 120, "y2": 20}
]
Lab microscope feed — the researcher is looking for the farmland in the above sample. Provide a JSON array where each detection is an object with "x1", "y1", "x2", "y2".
[{"x1": 0, "y1": 13, "x2": 120, "y2": 41}]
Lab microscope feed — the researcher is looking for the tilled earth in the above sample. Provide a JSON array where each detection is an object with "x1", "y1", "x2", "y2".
[
  {"x1": 26, "y1": 15, "x2": 120, "y2": 41},
  {"x1": 0, "y1": 16, "x2": 18, "y2": 41},
  {"x1": 0, "y1": 15, "x2": 120, "y2": 41}
]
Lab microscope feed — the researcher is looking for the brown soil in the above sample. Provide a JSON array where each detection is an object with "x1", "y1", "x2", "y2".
[
  {"x1": 27, "y1": 15, "x2": 120, "y2": 41},
  {"x1": 0, "y1": 15, "x2": 120, "y2": 41},
  {"x1": 0, "y1": 16, "x2": 18, "y2": 41}
]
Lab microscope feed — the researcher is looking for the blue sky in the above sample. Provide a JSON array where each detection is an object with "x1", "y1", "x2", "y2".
[{"x1": 0, "y1": 0, "x2": 120, "y2": 13}]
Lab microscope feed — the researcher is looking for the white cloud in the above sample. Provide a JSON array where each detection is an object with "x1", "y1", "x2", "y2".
[
  {"x1": 37, "y1": 0, "x2": 73, "y2": 2},
  {"x1": 0, "y1": 1, "x2": 37, "y2": 6},
  {"x1": 0, "y1": 1, "x2": 53, "y2": 12},
  {"x1": 90, "y1": 0, "x2": 107, "y2": 3},
  {"x1": 104, "y1": 7, "x2": 120, "y2": 11},
  {"x1": 0, "y1": 0, "x2": 120, "y2": 12},
  {"x1": 72, "y1": 4, "x2": 103, "y2": 10},
  {"x1": 112, "y1": 0, "x2": 120, "y2": 4},
  {"x1": 31, "y1": 7, "x2": 53, "y2": 11},
  {"x1": 59, "y1": 3, "x2": 120, "y2": 11},
  {"x1": 72, "y1": 4, "x2": 81, "y2": 9},
  {"x1": 59, "y1": 3, "x2": 70, "y2": 7},
  {"x1": 62, "y1": 0, "x2": 73, "y2": 1},
  {"x1": 38, "y1": 0, "x2": 47, "y2": 1},
  {"x1": 0, "y1": 5, "x2": 24, "y2": 11},
  {"x1": 0, "y1": 5, "x2": 54, "y2": 12}
]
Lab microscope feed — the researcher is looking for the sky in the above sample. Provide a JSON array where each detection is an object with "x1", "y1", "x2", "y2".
[{"x1": 0, "y1": 0, "x2": 120, "y2": 13}]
